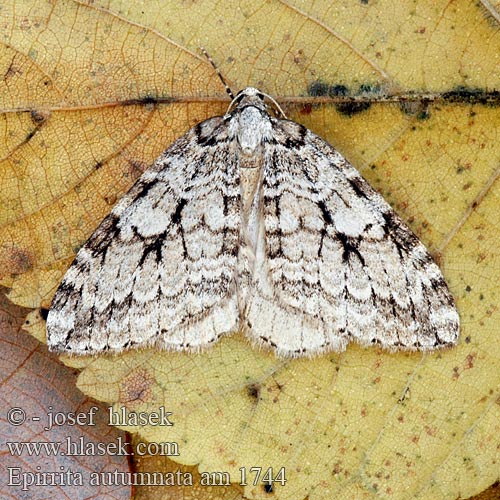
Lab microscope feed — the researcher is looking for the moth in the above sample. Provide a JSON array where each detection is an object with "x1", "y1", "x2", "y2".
[{"x1": 46, "y1": 87, "x2": 459, "y2": 357}]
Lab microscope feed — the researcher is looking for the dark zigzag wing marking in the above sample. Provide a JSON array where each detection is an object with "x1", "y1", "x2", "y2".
[
  {"x1": 47, "y1": 116, "x2": 241, "y2": 354},
  {"x1": 249, "y1": 119, "x2": 459, "y2": 356}
]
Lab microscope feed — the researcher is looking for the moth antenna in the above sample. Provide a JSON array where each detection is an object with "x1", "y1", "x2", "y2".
[
  {"x1": 200, "y1": 47, "x2": 234, "y2": 100},
  {"x1": 259, "y1": 90, "x2": 287, "y2": 119}
]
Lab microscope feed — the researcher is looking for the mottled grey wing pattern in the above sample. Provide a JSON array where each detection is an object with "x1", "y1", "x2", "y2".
[
  {"x1": 47, "y1": 117, "x2": 241, "y2": 353},
  {"x1": 246, "y1": 119, "x2": 459, "y2": 356},
  {"x1": 47, "y1": 87, "x2": 459, "y2": 358}
]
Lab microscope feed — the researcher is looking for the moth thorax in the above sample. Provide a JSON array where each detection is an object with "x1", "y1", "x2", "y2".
[{"x1": 237, "y1": 106, "x2": 271, "y2": 156}]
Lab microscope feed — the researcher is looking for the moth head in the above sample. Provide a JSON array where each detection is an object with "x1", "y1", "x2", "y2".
[{"x1": 225, "y1": 87, "x2": 286, "y2": 119}]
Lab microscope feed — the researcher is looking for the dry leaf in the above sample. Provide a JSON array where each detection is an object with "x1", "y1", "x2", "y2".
[
  {"x1": 1, "y1": 1, "x2": 499, "y2": 499},
  {"x1": 130, "y1": 434, "x2": 245, "y2": 500},
  {"x1": 0, "y1": 289, "x2": 131, "y2": 499}
]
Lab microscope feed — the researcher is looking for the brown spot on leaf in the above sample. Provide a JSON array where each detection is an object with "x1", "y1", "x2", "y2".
[
  {"x1": 300, "y1": 103, "x2": 313, "y2": 115},
  {"x1": 3, "y1": 61, "x2": 23, "y2": 80},
  {"x1": 425, "y1": 425, "x2": 437, "y2": 437},
  {"x1": 293, "y1": 48, "x2": 306, "y2": 65},
  {"x1": 246, "y1": 382, "x2": 261, "y2": 401},
  {"x1": 464, "y1": 352, "x2": 477, "y2": 369},
  {"x1": 127, "y1": 159, "x2": 148, "y2": 178},
  {"x1": 19, "y1": 18, "x2": 31, "y2": 30},
  {"x1": 104, "y1": 193, "x2": 118, "y2": 206},
  {"x1": 452, "y1": 352, "x2": 478, "y2": 380},
  {"x1": 30, "y1": 110, "x2": 51, "y2": 125},
  {"x1": 120, "y1": 368, "x2": 154, "y2": 406},
  {"x1": 265, "y1": 378, "x2": 284, "y2": 403},
  {"x1": 0, "y1": 246, "x2": 33, "y2": 277}
]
